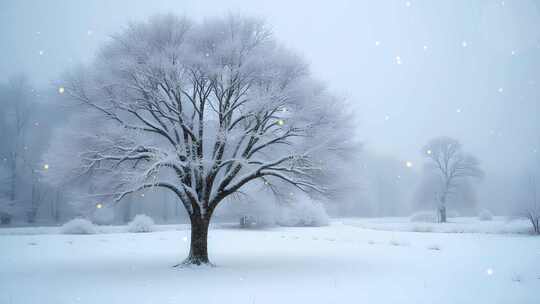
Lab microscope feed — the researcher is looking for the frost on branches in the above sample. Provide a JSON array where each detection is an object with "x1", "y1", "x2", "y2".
[{"x1": 44, "y1": 15, "x2": 352, "y2": 265}]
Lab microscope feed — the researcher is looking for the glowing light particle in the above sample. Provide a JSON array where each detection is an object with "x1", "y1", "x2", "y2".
[
  {"x1": 486, "y1": 268, "x2": 494, "y2": 275},
  {"x1": 277, "y1": 119, "x2": 284, "y2": 126},
  {"x1": 375, "y1": 41, "x2": 380, "y2": 46},
  {"x1": 58, "y1": 87, "x2": 65, "y2": 94},
  {"x1": 461, "y1": 41, "x2": 468, "y2": 48},
  {"x1": 405, "y1": 161, "x2": 413, "y2": 168},
  {"x1": 96, "y1": 203, "x2": 103, "y2": 209},
  {"x1": 43, "y1": 164, "x2": 49, "y2": 170},
  {"x1": 427, "y1": 149, "x2": 432, "y2": 155}
]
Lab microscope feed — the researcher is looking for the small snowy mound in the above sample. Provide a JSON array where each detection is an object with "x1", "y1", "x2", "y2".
[
  {"x1": 127, "y1": 214, "x2": 155, "y2": 233},
  {"x1": 277, "y1": 200, "x2": 329, "y2": 227},
  {"x1": 478, "y1": 209, "x2": 493, "y2": 221},
  {"x1": 61, "y1": 218, "x2": 96, "y2": 234},
  {"x1": 410, "y1": 211, "x2": 438, "y2": 223}
]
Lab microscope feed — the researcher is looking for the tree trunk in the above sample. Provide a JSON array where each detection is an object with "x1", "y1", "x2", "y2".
[
  {"x1": 439, "y1": 206, "x2": 447, "y2": 223},
  {"x1": 9, "y1": 152, "x2": 16, "y2": 201},
  {"x1": 180, "y1": 216, "x2": 211, "y2": 266}
]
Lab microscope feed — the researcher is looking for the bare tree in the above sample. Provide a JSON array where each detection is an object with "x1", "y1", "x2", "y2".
[
  {"x1": 522, "y1": 172, "x2": 540, "y2": 234},
  {"x1": 44, "y1": 15, "x2": 349, "y2": 265},
  {"x1": 421, "y1": 137, "x2": 483, "y2": 222},
  {"x1": 0, "y1": 75, "x2": 33, "y2": 202}
]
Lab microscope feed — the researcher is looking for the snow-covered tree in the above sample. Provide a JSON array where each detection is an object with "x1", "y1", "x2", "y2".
[
  {"x1": 0, "y1": 75, "x2": 53, "y2": 223},
  {"x1": 420, "y1": 137, "x2": 483, "y2": 222},
  {"x1": 0, "y1": 75, "x2": 33, "y2": 202},
  {"x1": 44, "y1": 14, "x2": 350, "y2": 265}
]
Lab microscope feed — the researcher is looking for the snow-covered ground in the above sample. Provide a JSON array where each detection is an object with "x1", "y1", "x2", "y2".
[
  {"x1": 343, "y1": 216, "x2": 534, "y2": 234},
  {"x1": 1, "y1": 219, "x2": 539, "y2": 304}
]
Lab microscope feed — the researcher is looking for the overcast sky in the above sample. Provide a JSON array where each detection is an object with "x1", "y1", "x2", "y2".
[{"x1": 1, "y1": 0, "x2": 539, "y2": 199}]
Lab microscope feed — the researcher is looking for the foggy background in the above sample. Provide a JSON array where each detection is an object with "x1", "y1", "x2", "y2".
[{"x1": 1, "y1": 0, "x2": 539, "y2": 218}]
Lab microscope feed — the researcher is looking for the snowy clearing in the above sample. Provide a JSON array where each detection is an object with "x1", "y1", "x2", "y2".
[
  {"x1": 343, "y1": 216, "x2": 534, "y2": 234},
  {"x1": 1, "y1": 220, "x2": 539, "y2": 304}
]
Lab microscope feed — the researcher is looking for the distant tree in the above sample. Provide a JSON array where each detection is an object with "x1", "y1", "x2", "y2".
[
  {"x1": 519, "y1": 159, "x2": 540, "y2": 234},
  {"x1": 44, "y1": 15, "x2": 349, "y2": 265},
  {"x1": 0, "y1": 75, "x2": 33, "y2": 202},
  {"x1": 524, "y1": 174, "x2": 539, "y2": 234},
  {"x1": 420, "y1": 137, "x2": 483, "y2": 222}
]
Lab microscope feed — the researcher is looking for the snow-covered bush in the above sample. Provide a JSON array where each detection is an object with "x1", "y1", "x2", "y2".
[
  {"x1": 478, "y1": 209, "x2": 493, "y2": 221},
  {"x1": 0, "y1": 197, "x2": 22, "y2": 224},
  {"x1": 277, "y1": 200, "x2": 329, "y2": 227},
  {"x1": 0, "y1": 212, "x2": 11, "y2": 225},
  {"x1": 410, "y1": 211, "x2": 438, "y2": 223},
  {"x1": 61, "y1": 218, "x2": 96, "y2": 234},
  {"x1": 127, "y1": 214, "x2": 155, "y2": 233}
]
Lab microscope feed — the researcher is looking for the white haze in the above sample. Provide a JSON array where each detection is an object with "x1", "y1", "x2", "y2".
[{"x1": 1, "y1": 0, "x2": 539, "y2": 214}]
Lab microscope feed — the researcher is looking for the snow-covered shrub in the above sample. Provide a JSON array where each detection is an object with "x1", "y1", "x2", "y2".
[
  {"x1": 237, "y1": 199, "x2": 278, "y2": 228},
  {"x1": 127, "y1": 214, "x2": 155, "y2": 233},
  {"x1": 0, "y1": 212, "x2": 11, "y2": 225},
  {"x1": 61, "y1": 218, "x2": 96, "y2": 234},
  {"x1": 0, "y1": 197, "x2": 21, "y2": 224},
  {"x1": 277, "y1": 199, "x2": 329, "y2": 227},
  {"x1": 409, "y1": 211, "x2": 438, "y2": 223},
  {"x1": 412, "y1": 225, "x2": 433, "y2": 232},
  {"x1": 478, "y1": 209, "x2": 493, "y2": 221}
]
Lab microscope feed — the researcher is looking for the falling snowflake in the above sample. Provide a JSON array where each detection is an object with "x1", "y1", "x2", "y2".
[{"x1": 461, "y1": 41, "x2": 468, "y2": 48}]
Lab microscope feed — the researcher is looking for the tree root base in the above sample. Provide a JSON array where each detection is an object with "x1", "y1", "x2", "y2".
[{"x1": 173, "y1": 257, "x2": 215, "y2": 268}]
